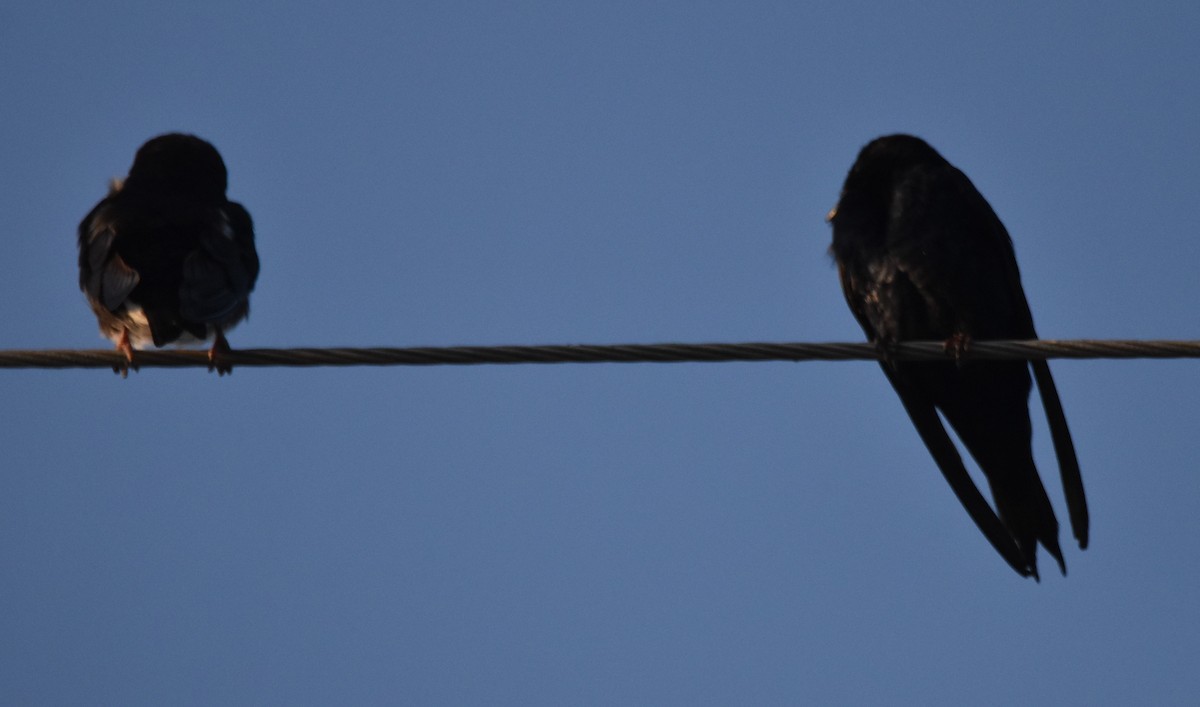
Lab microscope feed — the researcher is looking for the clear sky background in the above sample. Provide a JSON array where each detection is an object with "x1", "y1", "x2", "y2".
[{"x1": 2, "y1": 2, "x2": 1199, "y2": 704}]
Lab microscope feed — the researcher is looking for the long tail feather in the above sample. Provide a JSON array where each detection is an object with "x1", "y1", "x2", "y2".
[
  {"x1": 885, "y1": 374, "x2": 1033, "y2": 578},
  {"x1": 1031, "y1": 360, "x2": 1089, "y2": 549}
]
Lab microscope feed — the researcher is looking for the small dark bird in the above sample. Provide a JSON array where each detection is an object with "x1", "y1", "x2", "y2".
[
  {"x1": 78, "y1": 133, "x2": 259, "y2": 375},
  {"x1": 827, "y1": 134, "x2": 1088, "y2": 579}
]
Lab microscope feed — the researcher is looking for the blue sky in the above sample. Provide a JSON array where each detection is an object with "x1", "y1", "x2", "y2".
[{"x1": 3, "y1": 2, "x2": 1199, "y2": 704}]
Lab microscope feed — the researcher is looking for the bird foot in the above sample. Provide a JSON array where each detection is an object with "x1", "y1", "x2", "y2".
[
  {"x1": 113, "y1": 330, "x2": 138, "y2": 378},
  {"x1": 943, "y1": 332, "x2": 972, "y2": 366},
  {"x1": 208, "y1": 330, "x2": 233, "y2": 376}
]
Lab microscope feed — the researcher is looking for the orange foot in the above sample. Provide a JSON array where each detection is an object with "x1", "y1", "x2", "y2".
[
  {"x1": 208, "y1": 329, "x2": 233, "y2": 376},
  {"x1": 113, "y1": 329, "x2": 138, "y2": 378},
  {"x1": 943, "y1": 332, "x2": 972, "y2": 365}
]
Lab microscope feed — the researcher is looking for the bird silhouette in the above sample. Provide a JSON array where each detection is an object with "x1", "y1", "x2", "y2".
[
  {"x1": 78, "y1": 133, "x2": 259, "y2": 375},
  {"x1": 828, "y1": 134, "x2": 1087, "y2": 579}
]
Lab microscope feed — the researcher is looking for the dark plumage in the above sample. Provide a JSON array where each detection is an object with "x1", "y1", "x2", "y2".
[
  {"x1": 828, "y1": 134, "x2": 1087, "y2": 579},
  {"x1": 78, "y1": 133, "x2": 259, "y2": 375}
]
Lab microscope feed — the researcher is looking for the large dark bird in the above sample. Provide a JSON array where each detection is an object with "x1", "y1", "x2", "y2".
[
  {"x1": 827, "y1": 134, "x2": 1087, "y2": 579},
  {"x1": 78, "y1": 133, "x2": 259, "y2": 375}
]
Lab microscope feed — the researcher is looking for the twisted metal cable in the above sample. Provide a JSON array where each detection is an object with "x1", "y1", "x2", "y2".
[{"x1": 1, "y1": 339, "x2": 1199, "y2": 370}]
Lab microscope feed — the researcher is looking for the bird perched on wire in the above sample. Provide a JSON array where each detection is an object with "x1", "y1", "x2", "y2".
[
  {"x1": 827, "y1": 134, "x2": 1088, "y2": 579},
  {"x1": 78, "y1": 133, "x2": 259, "y2": 376}
]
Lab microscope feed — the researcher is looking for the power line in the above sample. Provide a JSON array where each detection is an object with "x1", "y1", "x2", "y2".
[{"x1": 1, "y1": 339, "x2": 1198, "y2": 371}]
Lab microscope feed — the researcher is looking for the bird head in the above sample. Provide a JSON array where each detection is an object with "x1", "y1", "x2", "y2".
[{"x1": 123, "y1": 133, "x2": 229, "y2": 201}]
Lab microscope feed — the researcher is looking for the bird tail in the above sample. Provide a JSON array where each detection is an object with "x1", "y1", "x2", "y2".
[
  {"x1": 986, "y1": 462, "x2": 1066, "y2": 578},
  {"x1": 882, "y1": 367, "x2": 1034, "y2": 578},
  {"x1": 1031, "y1": 360, "x2": 1089, "y2": 549},
  {"x1": 937, "y1": 362, "x2": 1068, "y2": 578}
]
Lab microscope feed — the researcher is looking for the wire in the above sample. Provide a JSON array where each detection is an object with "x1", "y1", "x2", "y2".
[{"x1": 1, "y1": 339, "x2": 1199, "y2": 370}]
